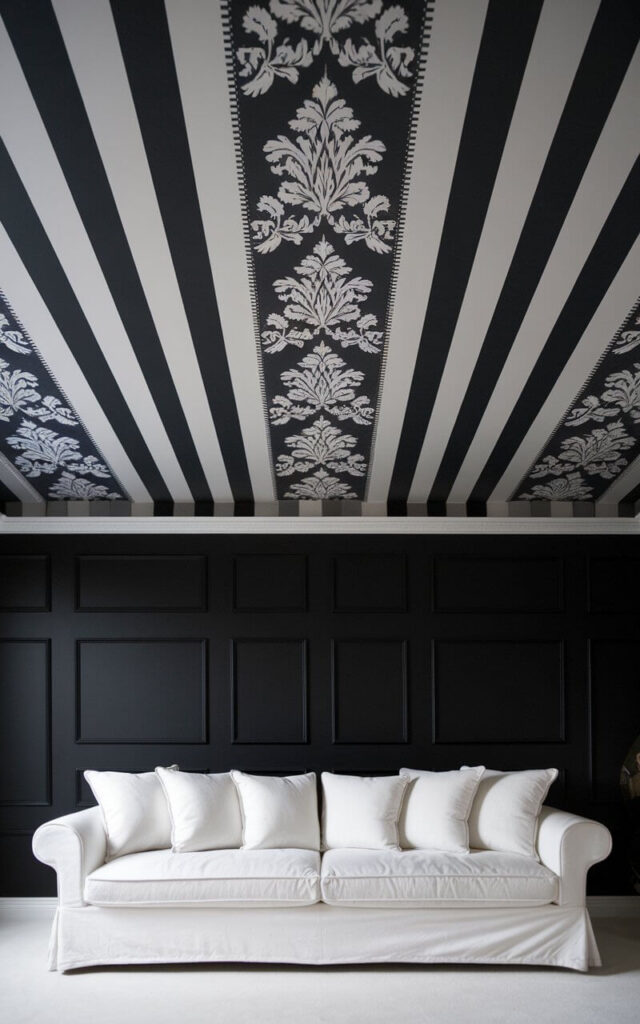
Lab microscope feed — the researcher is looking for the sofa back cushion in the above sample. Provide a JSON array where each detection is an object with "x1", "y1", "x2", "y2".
[
  {"x1": 84, "y1": 767, "x2": 176, "y2": 860},
  {"x1": 463, "y1": 767, "x2": 558, "y2": 858},
  {"x1": 156, "y1": 767, "x2": 242, "y2": 852},
  {"x1": 399, "y1": 767, "x2": 484, "y2": 852},
  {"x1": 231, "y1": 771, "x2": 320, "y2": 850},
  {"x1": 321, "y1": 773, "x2": 409, "y2": 850}
]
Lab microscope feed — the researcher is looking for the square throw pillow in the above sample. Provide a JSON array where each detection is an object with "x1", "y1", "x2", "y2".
[
  {"x1": 321, "y1": 772, "x2": 409, "y2": 850},
  {"x1": 84, "y1": 767, "x2": 177, "y2": 861},
  {"x1": 156, "y1": 767, "x2": 242, "y2": 852},
  {"x1": 462, "y1": 766, "x2": 559, "y2": 858},
  {"x1": 230, "y1": 771, "x2": 320, "y2": 850},
  {"x1": 399, "y1": 767, "x2": 485, "y2": 852}
]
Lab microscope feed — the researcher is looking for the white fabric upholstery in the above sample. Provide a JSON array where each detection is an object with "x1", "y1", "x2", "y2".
[
  {"x1": 84, "y1": 768, "x2": 175, "y2": 860},
  {"x1": 231, "y1": 771, "x2": 320, "y2": 850},
  {"x1": 321, "y1": 848, "x2": 557, "y2": 908},
  {"x1": 32, "y1": 806, "x2": 106, "y2": 907},
  {"x1": 399, "y1": 767, "x2": 484, "y2": 851},
  {"x1": 156, "y1": 767, "x2": 242, "y2": 852},
  {"x1": 84, "y1": 848, "x2": 321, "y2": 907},
  {"x1": 464, "y1": 767, "x2": 558, "y2": 857},
  {"x1": 321, "y1": 773, "x2": 408, "y2": 850},
  {"x1": 536, "y1": 805, "x2": 612, "y2": 906}
]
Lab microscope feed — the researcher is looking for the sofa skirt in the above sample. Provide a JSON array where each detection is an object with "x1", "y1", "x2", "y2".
[{"x1": 49, "y1": 902, "x2": 601, "y2": 973}]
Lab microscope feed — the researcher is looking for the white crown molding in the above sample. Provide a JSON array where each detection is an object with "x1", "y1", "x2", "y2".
[{"x1": 0, "y1": 514, "x2": 638, "y2": 534}]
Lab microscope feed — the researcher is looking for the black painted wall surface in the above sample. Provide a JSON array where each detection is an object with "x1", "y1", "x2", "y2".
[{"x1": 0, "y1": 533, "x2": 638, "y2": 896}]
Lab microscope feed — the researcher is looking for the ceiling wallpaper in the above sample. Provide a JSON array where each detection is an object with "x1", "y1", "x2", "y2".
[{"x1": 0, "y1": 0, "x2": 638, "y2": 518}]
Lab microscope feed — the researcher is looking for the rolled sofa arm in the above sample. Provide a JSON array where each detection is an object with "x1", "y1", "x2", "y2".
[
  {"x1": 33, "y1": 807, "x2": 107, "y2": 907},
  {"x1": 536, "y1": 806, "x2": 612, "y2": 907}
]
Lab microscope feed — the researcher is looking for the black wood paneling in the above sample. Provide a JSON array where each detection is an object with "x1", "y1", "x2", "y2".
[{"x1": 1, "y1": 532, "x2": 639, "y2": 895}]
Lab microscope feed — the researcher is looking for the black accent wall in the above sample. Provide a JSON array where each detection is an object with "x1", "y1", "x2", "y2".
[{"x1": 1, "y1": 533, "x2": 638, "y2": 896}]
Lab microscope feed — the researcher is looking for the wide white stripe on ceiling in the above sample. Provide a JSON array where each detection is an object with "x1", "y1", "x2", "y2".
[
  {"x1": 366, "y1": 0, "x2": 488, "y2": 502},
  {"x1": 0, "y1": 449, "x2": 43, "y2": 504},
  {"x1": 492, "y1": 236, "x2": 640, "y2": 502},
  {"x1": 0, "y1": 226, "x2": 150, "y2": 502},
  {"x1": 52, "y1": 0, "x2": 232, "y2": 502},
  {"x1": 448, "y1": 42, "x2": 640, "y2": 504},
  {"x1": 407, "y1": 0, "x2": 599, "y2": 503},
  {"x1": 165, "y1": 0, "x2": 274, "y2": 501},
  {"x1": 0, "y1": 18, "x2": 190, "y2": 503}
]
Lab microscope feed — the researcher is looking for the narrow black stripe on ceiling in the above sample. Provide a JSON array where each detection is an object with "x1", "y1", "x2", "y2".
[
  {"x1": 468, "y1": 155, "x2": 640, "y2": 505},
  {"x1": 386, "y1": 0, "x2": 542, "y2": 509},
  {"x1": 0, "y1": 480, "x2": 19, "y2": 504},
  {"x1": 0, "y1": 0, "x2": 212, "y2": 505},
  {"x1": 428, "y1": 0, "x2": 640, "y2": 505},
  {"x1": 0, "y1": 140, "x2": 171, "y2": 503},
  {"x1": 110, "y1": 0, "x2": 253, "y2": 509},
  {"x1": 619, "y1": 476, "x2": 640, "y2": 508}
]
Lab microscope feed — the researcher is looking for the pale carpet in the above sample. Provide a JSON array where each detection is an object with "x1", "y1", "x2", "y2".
[{"x1": 1, "y1": 904, "x2": 638, "y2": 1024}]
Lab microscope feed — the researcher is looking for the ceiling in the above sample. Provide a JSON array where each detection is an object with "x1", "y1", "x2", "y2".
[{"x1": 0, "y1": 0, "x2": 639, "y2": 520}]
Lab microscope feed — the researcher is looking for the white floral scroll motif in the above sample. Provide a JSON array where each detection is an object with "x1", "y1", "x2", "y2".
[
  {"x1": 529, "y1": 421, "x2": 635, "y2": 482},
  {"x1": 0, "y1": 359, "x2": 78, "y2": 427},
  {"x1": 270, "y1": 341, "x2": 373, "y2": 425},
  {"x1": 261, "y1": 238, "x2": 383, "y2": 353},
  {"x1": 48, "y1": 472, "x2": 121, "y2": 500},
  {"x1": 251, "y1": 77, "x2": 394, "y2": 253},
  {"x1": 237, "y1": 1, "x2": 414, "y2": 98},
  {"x1": 284, "y1": 467, "x2": 357, "y2": 498},
  {"x1": 612, "y1": 313, "x2": 640, "y2": 355},
  {"x1": 565, "y1": 365, "x2": 640, "y2": 427},
  {"x1": 520, "y1": 473, "x2": 594, "y2": 501},
  {"x1": 7, "y1": 419, "x2": 111, "y2": 479},
  {"x1": 0, "y1": 312, "x2": 31, "y2": 355},
  {"x1": 275, "y1": 415, "x2": 366, "y2": 478}
]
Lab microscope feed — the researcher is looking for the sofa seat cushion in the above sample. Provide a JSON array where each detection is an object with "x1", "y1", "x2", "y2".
[
  {"x1": 85, "y1": 848, "x2": 321, "y2": 908},
  {"x1": 321, "y1": 849, "x2": 558, "y2": 908}
]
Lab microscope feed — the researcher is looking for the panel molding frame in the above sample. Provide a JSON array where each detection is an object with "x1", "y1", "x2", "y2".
[
  {"x1": 586, "y1": 556, "x2": 640, "y2": 614},
  {"x1": 586, "y1": 636, "x2": 639, "y2": 804},
  {"x1": 74, "y1": 553, "x2": 208, "y2": 612},
  {"x1": 230, "y1": 637, "x2": 309, "y2": 745},
  {"x1": 74, "y1": 637, "x2": 208, "y2": 744},
  {"x1": 430, "y1": 636, "x2": 566, "y2": 746},
  {"x1": 331, "y1": 637, "x2": 409, "y2": 745},
  {"x1": 232, "y1": 554, "x2": 308, "y2": 612},
  {"x1": 0, "y1": 554, "x2": 51, "y2": 612},
  {"x1": 431, "y1": 554, "x2": 564, "y2": 613},
  {"x1": 0, "y1": 637, "x2": 51, "y2": 807},
  {"x1": 332, "y1": 553, "x2": 408, "y2": 613}
]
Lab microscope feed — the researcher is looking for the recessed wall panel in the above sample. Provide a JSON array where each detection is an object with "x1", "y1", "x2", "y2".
[
  {"x1": 333, "y1": 555, "x2": 406, "y2": 611},
  {"x1": 433, "y1": 557, "x2": 562, "y2": 612},
  {"x1": 76, "y1": 555, "x2": 207, "y2": 610},
  {"x1": 332, "y1": 639, "x2": 408, "y2": 743},
  {"x1": 588, "y1": 558, "x2": 640, "y2": 613},
  {"x1": 0, "y1": 640, "x2": 50, "y2": 804},
  {"x1": 432, "y1": 640, "x2": 564, "y2": 744},
  {"x1": 0, "y1": 556, "x2": 50, "y2": 611},
  {"x1": 232, "y1": 639, "x2": 307, "y2": 743},
  {"x1": 233, "y1": 555, "x2": 307, "y2": 611},
  {"x1": 77, "y1": 639, "x2": 207, "y2": 743},
  {"x1": 590, "y1": 639, "x2": 640, "y2": 802}
]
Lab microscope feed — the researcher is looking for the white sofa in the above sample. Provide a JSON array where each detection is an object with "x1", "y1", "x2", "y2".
[{"x1": 33, "y1": 800, "x2": 611, "y2": 973}]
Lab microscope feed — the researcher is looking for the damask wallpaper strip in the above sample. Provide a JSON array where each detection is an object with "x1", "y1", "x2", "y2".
[
  {"x1": 223, "y1": 0, "x2": 432, "y2": 501},
  {"x1": 1, "y1": 0, "x2": 214, "y2": 506}
]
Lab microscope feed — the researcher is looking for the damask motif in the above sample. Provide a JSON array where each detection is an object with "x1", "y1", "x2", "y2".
[
  {"x1": 270, "y1": 341, "x2": 373, "y2": 425},
  {"x1": 251, "y1": 77, "x2": 395, "y2": 253},
  {"x1": 236, "y1": 2, "x2": 414, "y2": 98},
  {"x1": 276, "y1": 415, "x2": 366, "y2": 477},
  {"x1": 284, "y1": 467, "x2": 358, "y2": 499},
  {"x1": 0, "y1": 293, "x2": 123, "y2": 500},
  {"x1": 520, "y1": 473, "x2": 594, "y2": 502}
]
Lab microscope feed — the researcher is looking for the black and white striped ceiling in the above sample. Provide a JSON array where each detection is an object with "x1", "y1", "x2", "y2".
[{"x1": 0, "y1": 0, "x2": 639, "y2": 518}]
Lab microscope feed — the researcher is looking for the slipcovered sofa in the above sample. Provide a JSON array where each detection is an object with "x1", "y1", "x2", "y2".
[{"x1": 32, "y1": 767, "x2": 612, "y2": 973}]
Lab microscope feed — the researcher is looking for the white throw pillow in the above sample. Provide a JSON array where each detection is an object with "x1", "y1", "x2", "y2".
[
  {"x1": 462, "y1": 766, "x2": 559, "y2": 858},
  {"x1": 321, "y1": 773, "x2": 409, "y2": 850},
  {"x1": 231, "y1": 771, "x2": 320, "y2": 850},
  {"x1": 84, "y1": 767, "x2": 177, "y2": 860},
  {"x1": 155, "y1": 767, "x2": 242, "y2": 852},
  {"x1": 399, "y1": 767, "x2": 485, "y2": 852}
]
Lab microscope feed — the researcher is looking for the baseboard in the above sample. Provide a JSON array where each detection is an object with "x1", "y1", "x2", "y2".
[{"x1": 0, "y1": 897, "x2": 57, "y2": 910}]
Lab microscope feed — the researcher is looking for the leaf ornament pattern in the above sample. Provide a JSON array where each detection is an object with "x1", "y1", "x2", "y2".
[
  {"x1": 0, "y1": 293, "x2": 124, "y2": 501},
  {"x1": 227, "y1": 1, "x2": 425, "y2": 499},
  {"x1": 236, "y1": 2, "x2": 415, "y2": 98},
  {"x1": 517, "y1": 301, "x2": 640, "y2": 502}
]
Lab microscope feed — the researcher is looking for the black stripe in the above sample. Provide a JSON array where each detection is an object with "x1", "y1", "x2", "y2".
[
  {"x1": 428, "y1": 0, "x2": 640, "y2": 504},
  {"x1": 0, "y1": 0, "x2": 212, "y2": 504},
  {"x1": 619, "y1": 476, "x2": 640, "y2": 508},
  {"x1": 0, "y1": 480, "x2": 19, "y2": 504},
  {"x1": 387, "y1": 0, "x2": 542, "y2": 504},
  {"x1": 0, "y1": 140, "x2": 171, "y2": 503},
  {"x1": 110, "y1": 0, "x2": 254, "y2": 508},
  {"x1": 469, "y1": 156, "x2": 640, "y2": 504}
]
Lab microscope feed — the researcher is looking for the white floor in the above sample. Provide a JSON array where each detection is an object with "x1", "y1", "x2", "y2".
[{"x1": 1, "y1": 902, "x2": 639, "y2": 1024}]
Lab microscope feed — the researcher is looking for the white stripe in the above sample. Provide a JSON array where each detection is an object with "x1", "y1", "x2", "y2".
[
  {"x1": 493, "y1": 237, "x2": 640, "y2": 501},
  {"x1": 448, "y1": 42, "x2": 640, "y2": 503},
  {"x1": 408, "y1": 0, "x2": 599, "y2": 502},
  {"x1": 0, "y1": 449, "x2": 43, "y2": 503},
  {"x1": 0, "y1": 226, "x2": 150, "y2": 502},
  {"x1": 165, "y1": 0, "x2": 274, "y2": 501},
  {"x1": 52, "y1": 0, "x2": 232, "y2": 502},
  {"x1": 366, "y1": 0, "x2": 489, "y2": 501},
  {"x1": 0, "y1": 19, "x2": 191, "y2": 502}
]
